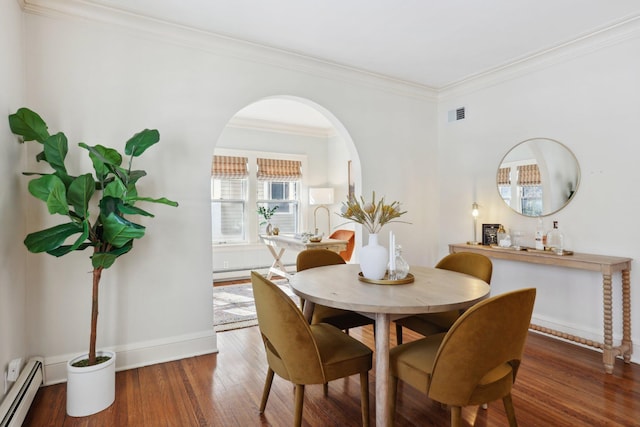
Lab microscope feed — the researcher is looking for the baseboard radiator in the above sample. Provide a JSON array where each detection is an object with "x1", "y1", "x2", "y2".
[{"x1": 0, "y1": 357, "x2": 44, "y2": 427}]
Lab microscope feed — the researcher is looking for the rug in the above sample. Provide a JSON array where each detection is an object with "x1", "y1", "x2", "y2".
[{"x1": 213, "y1": 279, "x2": 298, "y2": 332}]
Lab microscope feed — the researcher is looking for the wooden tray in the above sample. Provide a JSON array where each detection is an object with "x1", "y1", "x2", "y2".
[{"x1": 358, "y1": 272, "x2": 415, "y2": 285}]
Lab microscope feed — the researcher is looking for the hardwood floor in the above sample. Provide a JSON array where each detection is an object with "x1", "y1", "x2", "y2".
[{"x1": 23, "y1": 325, "x2": 639, "y2": 426}]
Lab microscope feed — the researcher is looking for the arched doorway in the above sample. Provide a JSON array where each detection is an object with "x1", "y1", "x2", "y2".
[{"x1": 211, "y1": 95, "x2": 361, "y2": 279}]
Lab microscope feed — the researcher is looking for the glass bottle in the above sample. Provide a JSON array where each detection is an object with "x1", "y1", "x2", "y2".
[
  {"x1": 535, "y1": 217, "x2": 545, "y2": 250},
  {"x1": 392, "y1": 245, "x2": 410, "y2": 280},
  {"x1": 546, "y1": 221, "x2": 564, "y2": 255},
  {"x1": 497, "y1": 225, "x2": 510, "y2": 247}
]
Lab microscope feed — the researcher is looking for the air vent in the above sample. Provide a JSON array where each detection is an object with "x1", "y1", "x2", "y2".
[{"x1": 448, "y1": 107, "x2": 466, "y2": 122}]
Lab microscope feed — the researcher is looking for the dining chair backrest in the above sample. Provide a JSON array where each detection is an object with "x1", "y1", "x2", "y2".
[
  {"x1": 435, "y1": 252, "x2": 493, "y2": 284},
  {"x1": 297, "y1": 249, "x2": 346, "y2": 271},
  {"x1": 428, "y1": 288, "x2": 536, "y2": 406},
  {"x1": 251, "y1": 271, "x2": 326, "y2": 384},
  {"x1": 328, "y1": 229, "x2": 356, "y2": 262}
]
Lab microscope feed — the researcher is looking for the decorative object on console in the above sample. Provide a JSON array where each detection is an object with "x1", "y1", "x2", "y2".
[
  {"x1": 497, "y1": 225, "x2": 511, "y2": 247},
  {"x1": 546, "y1": 220, "x2": 564, "y2": 255},
  {"x1": 482, "y1": 223, "x2": 501, "y2": 246},
  {"x1": 467, "y1": 203, "x2": 481, "y2": 245},
  {"x1": 309, "y1": 187, "x2": 334, "y2": 235},
  {"x1": 338, "y1": 191, "x2": 408, "y2": 279}
]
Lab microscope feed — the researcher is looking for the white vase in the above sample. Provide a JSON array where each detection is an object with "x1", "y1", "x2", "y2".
[
  {"x1": 66, "y1": 350, "x2": 116, "y2": 417},
  {"x1": 360, "y1": 233, "x2": 388, "y2": 280}
]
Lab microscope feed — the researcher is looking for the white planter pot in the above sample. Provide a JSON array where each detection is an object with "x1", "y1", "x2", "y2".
[
  {"x1": 359, "y1": 233, "x2": 388, "y2": 280},
  {"x1": 66, "y1": 350, "x2": 116, "y2": 417}
]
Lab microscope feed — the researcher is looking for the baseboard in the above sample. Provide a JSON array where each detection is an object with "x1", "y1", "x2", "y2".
[{"x1": 42, "y1": 330, "x2": 218, "y2": 385}]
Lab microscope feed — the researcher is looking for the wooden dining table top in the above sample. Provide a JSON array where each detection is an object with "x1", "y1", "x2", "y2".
[{"x1": 289, "y1": 263, "x2": 490, "y2": 316}]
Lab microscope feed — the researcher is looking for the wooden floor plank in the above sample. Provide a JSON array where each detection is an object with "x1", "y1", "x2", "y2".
[{"x1": 23, "y1": 324, "x2": 640, "y2": 426}]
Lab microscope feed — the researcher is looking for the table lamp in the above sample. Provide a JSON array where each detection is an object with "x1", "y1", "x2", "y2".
[
  {"x1": 309, "y1": 187, "x2": 334, "y2": 235},
  {"x1": 467, "y1": 202, "x2": 481, "y2": 245}
]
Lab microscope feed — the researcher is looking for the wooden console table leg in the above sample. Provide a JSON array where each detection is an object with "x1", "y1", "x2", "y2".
[
  {"x1": 602, "y1": 273, "x2": 615, "y2": 374},
  {"x1": 622, "y1": 269, "x2": 632, "y2": 363}
]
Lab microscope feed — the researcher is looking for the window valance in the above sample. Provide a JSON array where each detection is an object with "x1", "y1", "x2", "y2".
[
  {"x1": 212, "y1": 155, "x2": 248, "y2": 179},
  {"x1": 497, "y1": 167, "x2": 511, "y2": 185},
  {"x1": 517, "y1": 164, "x2": 541, "y2": 186},
  {"x1": 257, "y1": 158, "x2": 302, "y2": 182}
]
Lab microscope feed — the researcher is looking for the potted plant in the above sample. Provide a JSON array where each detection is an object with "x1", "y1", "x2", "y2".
[
  {"x1": 8, "y1": 108, "x2": 178, "y2": 416},
  {"x1": 257, "y1": 205, "x2": 278, "y2": 235}
]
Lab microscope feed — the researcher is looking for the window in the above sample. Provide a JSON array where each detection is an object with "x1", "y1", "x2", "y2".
[
  {"x1": 256, "y1": 157, "x2": 302, "y2": 235},
  {"x1": 212, "y1": 152, "x2": 305, "y2": 245},
  {"x1": 517, "y1": 164, "x2": 542, "y2": 216},
  {"x1": 211, "y1": 156, "x2": 248, "y2": 243}
]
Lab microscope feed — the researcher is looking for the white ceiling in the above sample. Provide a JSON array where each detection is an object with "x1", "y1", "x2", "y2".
[
  {"x1": 77, "y1": 1, "x2": 640, "y2": 128},
  {"x1": 87, "y1": 0, "x2": 640, "y2": 89}
]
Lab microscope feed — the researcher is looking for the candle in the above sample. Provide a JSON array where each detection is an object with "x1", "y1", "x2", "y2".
[{"x1": 389, "y1": 231, "x2": 396, "y2": 271}]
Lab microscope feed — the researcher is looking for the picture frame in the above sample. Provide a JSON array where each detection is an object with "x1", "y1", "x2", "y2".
[{"x1": 482, "y1": 223, "x2": 501, "y2": 246}]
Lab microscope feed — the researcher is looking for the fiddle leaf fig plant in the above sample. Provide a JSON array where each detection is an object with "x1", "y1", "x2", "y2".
[{"x1": 9, "y1": 107, "x2": 178, "y2": 366}]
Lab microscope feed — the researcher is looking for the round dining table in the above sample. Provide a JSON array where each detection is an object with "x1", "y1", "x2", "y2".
[{"x1": 289, "y1": 263, "x2": 491, "y2": 427}]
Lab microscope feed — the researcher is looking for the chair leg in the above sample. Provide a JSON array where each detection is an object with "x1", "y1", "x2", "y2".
[
  {"x1": 294, "y1": 384, "x2": 305, "y2": 427},
  {"x1": 259, "y1": 368, "x2": 275, "y2": 413},
  {"x1": 502, "y1": 393, "x2": 518, "y2": 427},
  {"x1": 323, "y1": 383, "x2": 328, "y2": 396},
  {"x1": 360, "y1": 371, "x2": 370, "y2": 427},
  {"x1": 395, "y1": 324, "x2": 403, "y2": 345},
  {"x1": 450, "y1": 406, "x2": 462, "y2": 427}
]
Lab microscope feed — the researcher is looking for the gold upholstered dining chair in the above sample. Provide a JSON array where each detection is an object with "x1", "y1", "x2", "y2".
[
  {"x1": 389, "y1": 288, "x2": 536, "y2": 427},
  {"x1": 251, "y1": 271, "x2": 372, "y2": 427},
  {"x1": 395, "y1": 252, "x2": 493, "y2": 344},
  {"x1": 296, "y1": 249, "x2": 374, "y2": 333}
]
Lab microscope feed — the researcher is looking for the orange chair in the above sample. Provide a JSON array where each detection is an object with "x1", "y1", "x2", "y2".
[{"x1": 329, "y1": 229, "x2": 355, "y2": 262}]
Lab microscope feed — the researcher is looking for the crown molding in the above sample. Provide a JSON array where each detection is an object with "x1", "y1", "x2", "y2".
[
  {"x1": 226, "y1": 117, "x2": 336, "y2": 138},
  {"x1": 20, "y1": 0, "x2": 438, "y2": 101},
  {"x1": 439, "y1": 14, "x2": 640, "y2": 100}
]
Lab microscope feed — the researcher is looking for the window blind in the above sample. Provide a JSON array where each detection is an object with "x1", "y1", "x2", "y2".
[
  {"x1": 256, "y1": 158, "x2": 302, "y2": 182},
  {"x1": 212, "y1": 155, "x2": 248, "y2": 179},
  {"x1": 497, "y1": 167, "x2": 511, "y2": 185},
  {"x1": 517, "y1": 164, "x2": 541, "y2": 186}
]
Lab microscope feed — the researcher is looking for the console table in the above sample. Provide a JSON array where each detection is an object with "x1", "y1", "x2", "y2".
[
  {"x1": 449, "y1": 243, "x2": 632, "y2": 374},
  {"x1": 260, "y1": 235, "x2": 347, "y2": 279}
]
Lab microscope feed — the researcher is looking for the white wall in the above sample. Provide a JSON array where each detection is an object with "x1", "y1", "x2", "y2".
[
  {"x1": 20, "y1": 6, "x2": 437, "y2": 382},
  {"x1": 438, "y1": 21, "x2": 640, "y2": 362},
  {"x1": 0, "y1": 0, "x2": 27, "y2": 401}
]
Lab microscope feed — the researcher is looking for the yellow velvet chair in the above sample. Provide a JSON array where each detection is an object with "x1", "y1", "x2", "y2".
[
  {"x1": 296, "y1": 249, "x2": 374, "y2": 332},
  {"x1": 395, "y1": 252, "x2": 493, "y2": 344},
  {"x1": 389, "y1": 288, "x2": 536, "y2": 427},
  {"x1": 251, "y1": 271, "x2": 372, "y2": 427}
]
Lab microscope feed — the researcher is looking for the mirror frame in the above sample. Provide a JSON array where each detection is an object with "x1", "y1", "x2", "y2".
[{"x1": 496, "y1": 138, "x2": 580, "y2": 217}]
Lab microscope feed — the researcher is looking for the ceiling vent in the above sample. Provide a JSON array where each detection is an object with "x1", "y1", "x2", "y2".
[{"x1": 448, "y1": 107, "x2": 466, "y2": 122}]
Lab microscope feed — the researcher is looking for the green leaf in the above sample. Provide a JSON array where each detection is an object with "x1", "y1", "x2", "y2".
[
  {"x1": 103, "y1": 180, "x2": 126, "y2": 199},
  {"x1": 47, "y1": 221, "x2": 90, "y2": 256},
  {"x1": 91, "y1": 240, "x2": 133, "y2": 269},
  {"x1": 9, "y1": 108, "x2": 50, "y2": 143},
  {"x1": 27, "y1": 175, "x2": 69, "y2": 215},
  {"x1": 67, "y1": 174, "x2": 95, "y2": 218},
  {"x1": 47, "y1": 242, "x2": 92, "y2": 257},
  {"x1": 43, "y1": 133, "x2": 68, "y2": 175},
  {"x1": 133, "y1": 196, "x2": 179, "y2": 207},
  {"x1": 125, "y1": 129, "x2": 159, "y2": 157},
  {"x1": 24, "y1": 223, "x2": 83, "y2": 253},
  {"x1": 79, "y1": 143, "x2": 123, "y2": 181},
  {"x1": 91, "y1": 252, "x2": 118, "y2": 269},
  {"x1": 118, "y1": 204, "x2": 154, "y2": 217},
  {"x1": 101, "y1": 212, "x2": 145, "y2": 247}
]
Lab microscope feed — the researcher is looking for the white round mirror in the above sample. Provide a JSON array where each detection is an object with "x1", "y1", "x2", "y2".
[{"x1": 497, "y1": 138, "x2": 580, "y2": 217}]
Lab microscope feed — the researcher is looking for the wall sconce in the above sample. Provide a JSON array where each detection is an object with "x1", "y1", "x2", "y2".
[
  {"x1": 467, "y1": 202, "x2": 481, "y2": 245},
  {"x1": 309, "y1": 187, "x2": 334, "y2": 235}
]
